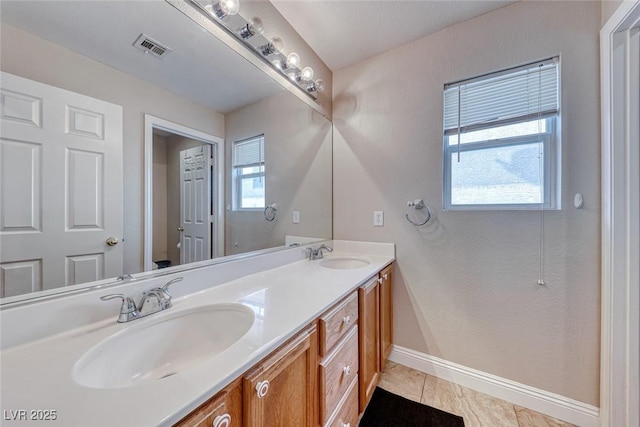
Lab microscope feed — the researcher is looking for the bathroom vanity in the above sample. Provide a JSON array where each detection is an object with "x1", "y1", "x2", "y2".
[{"x1": 0, "y1": 241, "x2": 394, "y2": 426}]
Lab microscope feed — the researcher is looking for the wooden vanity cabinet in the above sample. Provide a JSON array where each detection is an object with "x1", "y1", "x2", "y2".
[
  {"x1": 379, "y1": 263, "x2": 393, "y2": 370},
  {"x1": 175, "y1": 378, "x2": 242, "y2": 427},
  {"x1": 358, "y1": 277, "x2": 380, "y2": 412},
  {"x1": 358, "y1": 263, "x2": 394, "y2": 412},
  {"x1": 243, "y1": 324, "x2": 318, "y2": 427}
]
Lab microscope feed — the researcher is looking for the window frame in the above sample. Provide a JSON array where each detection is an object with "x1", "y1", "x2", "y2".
[
  {"x1": 442, "y1": 57, "x2": 561, "y2": 211},
  {"x1": 232, "y1": 135, "x2": 265, "y2": 211},
  {"x1": 443, "y1": 116, "x2": 560, "y2": 211}
]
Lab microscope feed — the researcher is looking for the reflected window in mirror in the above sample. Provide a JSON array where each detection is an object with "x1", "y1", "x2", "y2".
[{"x1": 233, "y1": 135, "x2": 265, "y2": 210}]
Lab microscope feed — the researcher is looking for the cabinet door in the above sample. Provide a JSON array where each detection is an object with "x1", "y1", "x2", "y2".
[
  {"x1": 243, "y1": 325, "x2": 318, "y2": 427},
  {"x1": 358, "y1": 277, "x2": 380, "y2": 412},
  {"x1": 176, "y1": 378, "x2": 242, "y2": 427},
  {"x1": 379, "y1": 264, "x2": 393, "y2": 371}
]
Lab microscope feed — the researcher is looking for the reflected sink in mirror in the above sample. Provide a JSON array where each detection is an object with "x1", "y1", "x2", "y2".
[
  {"x1": 319, "y1": 257, "x2": 371, "y2": 269},
  {"x1": 73, "y1": 304, "x2": 255, "y2": 389}
]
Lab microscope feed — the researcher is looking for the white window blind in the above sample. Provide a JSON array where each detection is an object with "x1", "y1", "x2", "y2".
[
  {"x1": 233, "y1": 135, "x2": 264, "y2": 167},
  {"x1": 443, "y1": 57, "x2": 559, "y2": 135}
]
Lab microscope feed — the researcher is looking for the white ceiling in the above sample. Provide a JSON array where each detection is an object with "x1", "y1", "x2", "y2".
[{"x1": 271, "y1": 0, "x2": 517, "y2": 71}]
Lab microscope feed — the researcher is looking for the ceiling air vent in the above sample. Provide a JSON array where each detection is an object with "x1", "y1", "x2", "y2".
[{"x1": 133, "y1": 33, "x2": 172, "y2": 59}]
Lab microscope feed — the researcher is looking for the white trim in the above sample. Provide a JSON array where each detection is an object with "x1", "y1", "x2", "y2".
[
  {"x1": 389, "y1": 345, "x2": 599, "y2": 427},
  {"x1": 143, "y1": 114, "x2": 225, "y2": 272},
  {"x1": 600, "y1": 2, "x2": 640, "y2": 426}
]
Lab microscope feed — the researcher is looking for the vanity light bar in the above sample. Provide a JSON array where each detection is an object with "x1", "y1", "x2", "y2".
[{"x1": 188, "y1": 0, "x2": 323, "y2": 98}]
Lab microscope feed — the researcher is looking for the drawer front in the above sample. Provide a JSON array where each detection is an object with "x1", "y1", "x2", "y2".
[
  {"x1": 319, "y1": 326, "x2": 359, "y2": 424},
  {"x1": 319, "y1": 292, "x2": 358, "y2": 356},
  {"x1": 176, "y1": 378, "x2": 242, "y2": 427},
  {"x1": 326, "y1": 377, "x2": 358, "y2": 427}
]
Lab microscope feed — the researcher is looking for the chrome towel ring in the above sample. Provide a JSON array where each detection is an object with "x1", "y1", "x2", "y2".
[
  {"x1": 264, "y1": 203, "x2": 277, "y2": 221},
  {"x1": 405, "y1": 199, "x2": 431, "y2": 226}
]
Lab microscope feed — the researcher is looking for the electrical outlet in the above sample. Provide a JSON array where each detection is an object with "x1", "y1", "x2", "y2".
[
  {"x1": 292, "y1": 211, "x2": 300, "y2": 224},
  {"x1": 373, "y1": 211, "x2": 384, "y2": 227}
]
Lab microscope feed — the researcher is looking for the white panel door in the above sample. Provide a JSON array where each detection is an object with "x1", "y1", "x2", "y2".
[
  {"x1": 179, "y1": 145, "x2": 211, "y2": 264},
  {"x1": 0, "y1": 72, "x2": 123, "y2": 297}
]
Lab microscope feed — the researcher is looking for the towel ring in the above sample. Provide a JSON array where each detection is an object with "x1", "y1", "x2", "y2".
[
  {"x1": 264, "y1": 204, "x2": 277, "y2": 221},
  {"x1": 405, "y1": 199, "x2": 431, "y2": 226}
]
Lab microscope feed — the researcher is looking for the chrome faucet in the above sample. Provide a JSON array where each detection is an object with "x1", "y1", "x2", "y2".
[
  {"x1": 307, "y1": 244, "x2": 333, "y2": 260},
  {"x1": 101, "y1": 277, "x2": 183, "y2": 323}
]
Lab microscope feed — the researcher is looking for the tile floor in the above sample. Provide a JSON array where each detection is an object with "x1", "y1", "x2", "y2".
[{"x1": 377, "y1": 361, "x2": 576, "y2": 427}]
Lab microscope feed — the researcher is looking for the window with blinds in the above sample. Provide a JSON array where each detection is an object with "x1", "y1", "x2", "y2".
[
  {"x1": 232, "y1": 135, "x2": 265, "y2": 210},
  {"x1": 442, "y1": 57, "x2": 560, "y2": 210}
]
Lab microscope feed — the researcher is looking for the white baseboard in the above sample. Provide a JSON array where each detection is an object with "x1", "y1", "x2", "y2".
[{"x1": 388, "y1": 345, "x2": 599, "y2": 427}]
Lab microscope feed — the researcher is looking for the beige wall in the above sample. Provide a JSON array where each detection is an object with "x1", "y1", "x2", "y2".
[
  {"x1": 225, "y1": 91, "x2": 332, "y2": 255},
  {"x1": 0, "y1": 23, "x2": 225, "y2": 274},
  {"x1": 332, "y1": 1, "x2": 601, "y2": 405},
  {"x1": 152, "y1": 135, "x2": 169, "y2": 263}
]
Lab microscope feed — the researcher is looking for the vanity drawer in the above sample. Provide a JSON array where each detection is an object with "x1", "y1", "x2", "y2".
[
  {"x1": 326, "y1": 377, "x2": 358, "y2": 427},
  {"x1": 319, "y1": 325, "x2": 359, "y2": 424},
  {"x1": 176, "y1": 377, "x2": 242, "y2": 427},
  {"x1": 319, "y1": 292, "x2": 358, "y2": 356}
]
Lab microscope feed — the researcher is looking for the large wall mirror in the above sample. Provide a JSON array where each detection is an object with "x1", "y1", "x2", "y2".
[{"x1": 0, "y1": 0, "x2": 332, "y2": 303}]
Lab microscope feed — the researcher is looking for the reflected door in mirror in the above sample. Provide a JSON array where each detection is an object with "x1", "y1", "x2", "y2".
[
  {"x1": 0, "y1": 73, "x2": 124, "y2": 297},
  {"x1": 179, "y1": 145, "x2": 211, "y2": 264}
]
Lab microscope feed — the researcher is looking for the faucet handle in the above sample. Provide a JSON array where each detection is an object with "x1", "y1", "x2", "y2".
[
  {"x1": 161, "y1": 277, "x2": 183, "y2": 296},
  {"x1": 100, "y1": 294, "x2": 138, "y2": 322}
]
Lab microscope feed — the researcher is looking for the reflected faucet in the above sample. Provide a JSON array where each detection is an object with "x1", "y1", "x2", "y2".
[{"x1": 100, "y1": 277, "x2": 183, "y2": 323}]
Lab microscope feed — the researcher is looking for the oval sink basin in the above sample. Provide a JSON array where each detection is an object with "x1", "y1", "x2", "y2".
[
  {"x1": 73, "y1": 303, "x2": 254, "y2": 389},
  {"x1": 320, "y1": 257, "x2": 370, "y2": 269}
]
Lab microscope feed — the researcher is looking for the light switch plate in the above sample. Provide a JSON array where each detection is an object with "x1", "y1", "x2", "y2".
[{"x1": 292, "y1": 211, "x2": 300, "y2": 224}]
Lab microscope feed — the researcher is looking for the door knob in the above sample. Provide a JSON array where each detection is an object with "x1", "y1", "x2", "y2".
[
  {"x1": 177, "y1": 226, "x2": 184, "y2": 232},
  {"x1": 106, "y1": 237, "x2": 119, "y2": 246}
]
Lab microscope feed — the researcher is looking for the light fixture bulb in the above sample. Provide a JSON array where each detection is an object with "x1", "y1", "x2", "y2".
[
  {"x1": 270, "y1": 37, "x2": 284, "y2": 53},
  {"x1": 301, "y1": 66, "x2": 314, "y2": 82},
  {"x1": 237, "y1": 16, "x2": 264, "y2": 39},
  {"x1": 209, "y1": 0, "x2": 239, "y2": 19},
  {"x1": 305, "y1": 78, "x2": 325, "y2": 93},
  {"x1": 260, "y1": 37, "x2": 284, "y2": 56},
  {"x1": 221, "y1": 0, "x2": 240, "y2": 15},
  {"x1": 272, "y1": 59, "x2": 284, "y2": 70},
  {"x1": 286, "y1": 52, "x2": 300, "y2": 69},
  {"x1": 249, "y1": 17, "x2": 264, "y2": 36}
]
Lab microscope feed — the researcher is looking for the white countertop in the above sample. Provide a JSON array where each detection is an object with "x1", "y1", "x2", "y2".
[{"x1": 0, "y1": 243, "x2": 394, "y2": 426}]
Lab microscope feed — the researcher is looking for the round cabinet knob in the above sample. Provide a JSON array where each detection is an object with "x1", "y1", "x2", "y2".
[
  {"x1": 256, "y1": 380, "x2": 270, "y2": 398},
  {"x1": 342, "y1": 315, "x2": 351, "y2": 325},
  {"x1": 377, "y1": 278, "x2": 383, "y2": 284},
  {"x1": 106, "y1": 237, "x2": 119, "y2": 246},
  {"x1": 343, "y1": 423, "x2": 351, "y2": 427},
  {"x1": 383, "y1": 273, "x2": 389, "y2": 280},
  {"x1": 213, "y1": 414, "x2": 231, "y2": 427},
  {"x1": 343, "y1": 365, "x2": 352, "y2": 376}
]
